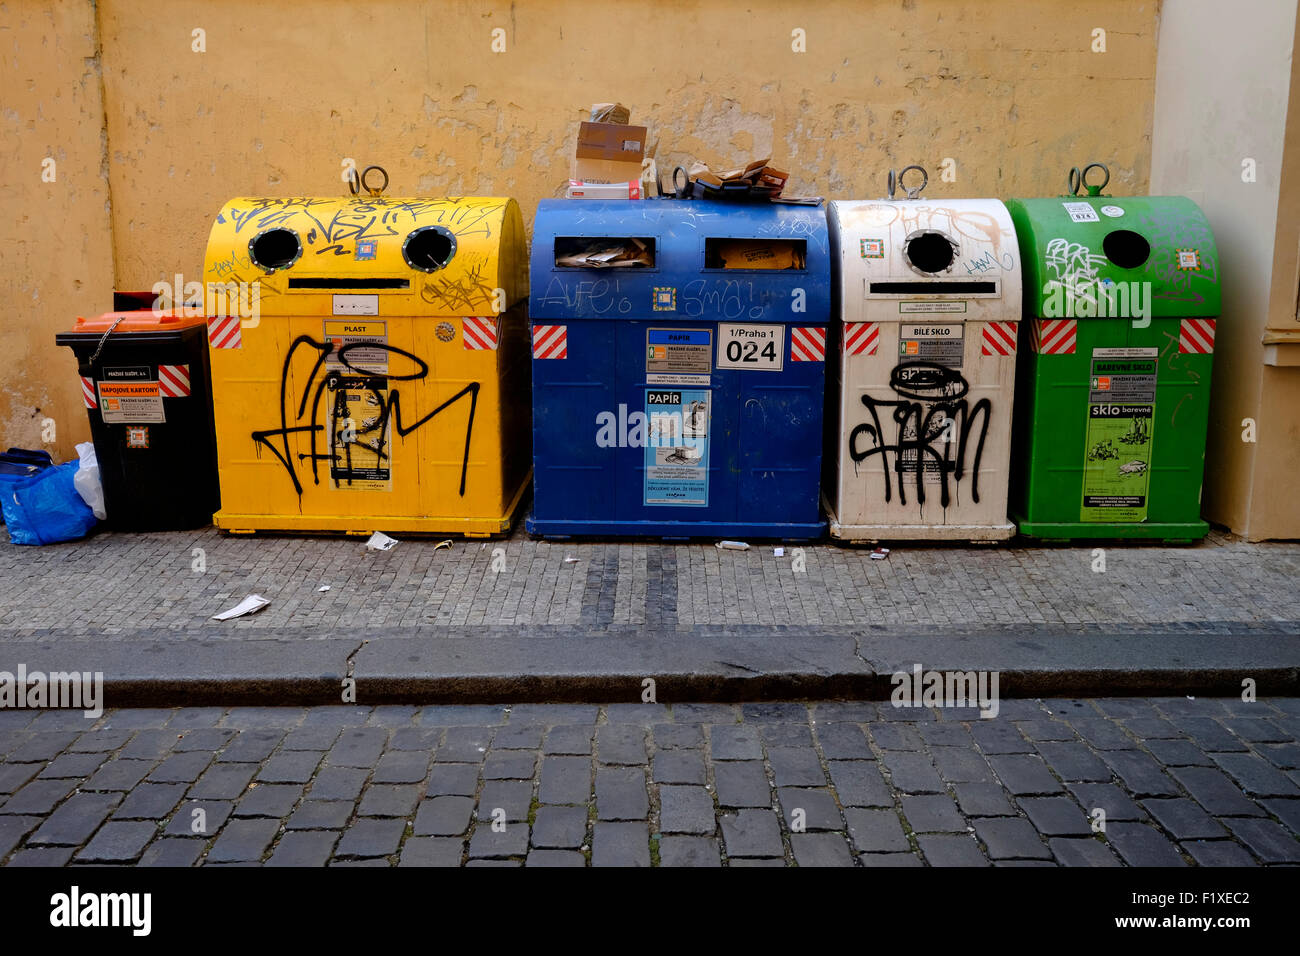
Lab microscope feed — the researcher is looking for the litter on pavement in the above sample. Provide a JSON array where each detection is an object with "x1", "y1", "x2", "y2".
[
  {"x1": 365, "y1": 531, "x2": 399, "y2": 552},
  {"x1": 211, "y1": 594, "x2": 270, "y2": 620}
]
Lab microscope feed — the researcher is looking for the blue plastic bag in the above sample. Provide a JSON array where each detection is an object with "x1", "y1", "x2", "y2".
[
  {"x1": 0, "y1": 448, "x2": 53, "y2": 524},
  {"x1": 1, "y1": 461, "x2": 97, "y2": 545}
]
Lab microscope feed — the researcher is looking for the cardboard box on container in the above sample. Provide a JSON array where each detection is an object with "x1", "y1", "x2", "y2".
[
  {"x1": 566, "y1": 180, "x2": 642, "y2": 200},
  {"x1": 573, "y1": 121, "x2": 647, "y2": 183}
]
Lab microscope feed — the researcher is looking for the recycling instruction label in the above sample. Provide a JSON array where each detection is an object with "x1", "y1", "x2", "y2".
[
  {"x1": 98, "y1": 381, "x2": 164, "y2": 424},
  {"x1": 644, "y1": 388, "x2": 710, "y2": 507},
  {"x1": 899, "y1": 324, "x2": 964, "y2": 368},
  {"x1": 1081, "y1": 347, "x2": 1157, "y2": 522},
  {"x1": 327, "y1": 376, "x2": 392, "y2": 491},
  {"x1": 647, "y1": 328, "x2": 712, "y2": 385},
  {"x1": 324, "y1": 320, "x2": 388, "y2": 375}
]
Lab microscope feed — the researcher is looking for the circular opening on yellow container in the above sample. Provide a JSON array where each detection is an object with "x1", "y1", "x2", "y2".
[
  {"x1": 403, "y1": 226, "x2": 458, "y2": 273},
  {"x1": 248, "y1": 228, "x2": 302, "y2": 272}
]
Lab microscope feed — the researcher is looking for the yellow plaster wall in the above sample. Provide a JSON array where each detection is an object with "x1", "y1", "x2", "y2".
[
  {"x1": 4, "y1": 0, "x2": 1160, "y2": 462},
  {"x1": 0, "y1": 0, "x2": 117, "y2": 460}
]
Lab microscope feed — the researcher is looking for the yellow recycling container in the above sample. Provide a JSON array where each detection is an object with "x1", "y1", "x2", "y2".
[{"x1": 202, "y1": 192, "x2": 530, "y2": 536}]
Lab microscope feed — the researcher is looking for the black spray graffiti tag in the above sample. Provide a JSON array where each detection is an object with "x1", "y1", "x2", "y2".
[
  {"x1": 251, "y1": 335, "x2": 479, "y2": 498},
  {"x1": 848, "y1": 361, "x2": 991, "y2": 509}
]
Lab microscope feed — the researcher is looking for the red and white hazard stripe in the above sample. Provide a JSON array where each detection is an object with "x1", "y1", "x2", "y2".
[
  {"x1": 843, "y1": 322, "x2": 880, "y2": 356},
  {"x1": 1178, "y1": 318, "x2": 1216, "y2": 354},
  {"x1": 158, "y1": 364, "x2": 191, "y2": 397},
  {"x1": 462, "y1": 316, "x2": 500, "y2": 351},
  {"x1": 1033, "y1": 318, "x2": 1076, "y2": 355},
  {"x1": 790, "y1": 327, "x2": 826, "y2": 362},
  {"x1": 80, "y1": 376, "x2": 97, "y2": 409},
  {"x1": 207, "y1": 315, "x2": 242, "y2": 350},
  {"x1": 981, "y1": 321, "x2": 1018, "y2": 356},
  {"x1": 532, "y1": 324, "x2": 568, "y2": 359}
]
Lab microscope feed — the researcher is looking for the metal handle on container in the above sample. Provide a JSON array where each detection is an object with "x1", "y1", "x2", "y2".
[
  {"x1": 1068, "y1": 162, "x2": 1109, "y2": 197},
  {"x1": 347, "y1": 164, "x2": 389, "y2": 197},
  {"x1": 888, "y1": 165, "x2": 928, "y2": 200}
]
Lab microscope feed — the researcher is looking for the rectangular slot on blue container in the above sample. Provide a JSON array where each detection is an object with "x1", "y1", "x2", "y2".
[
  {"x1": 704, "y1": 238, "x2": 806, "y2": 270},
  {"x1": 554, "y1": 236, "x2": 655, "y2": 269}
]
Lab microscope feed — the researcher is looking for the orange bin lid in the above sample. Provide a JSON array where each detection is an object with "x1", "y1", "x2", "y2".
[{"x1": 70, "y1": 311, "x2": 210, "y2": 333}]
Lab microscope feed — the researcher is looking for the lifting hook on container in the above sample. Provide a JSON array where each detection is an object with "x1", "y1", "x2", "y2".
[
  {"x1": 887, "y1": 165, "x2": 928, "y2": 200},
  {"x1": 1068, "y1": 162, "x2": 1110, "y2": 197},
  {"x1": 347, "y1": 164, "x2": 390, "y2": 198}
]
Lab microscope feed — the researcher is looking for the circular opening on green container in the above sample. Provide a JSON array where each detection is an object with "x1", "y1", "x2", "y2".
[
  {"x1": 248, "y1": 228, "x2": 302, "y2": 272},
  {"x1": 403, "y1": 226, "x2": 457, "y2": 273},
  {"x1": 1103, "y1": 230, "x2": 1151, "y2": 269},
  {"x1": 905, "y1": 231, "x2": 955, "y2": 274}
]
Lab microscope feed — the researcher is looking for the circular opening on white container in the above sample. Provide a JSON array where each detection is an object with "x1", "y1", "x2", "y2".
[{"x1": 905, "y1": 231, "x2": 956, "y2": 274}]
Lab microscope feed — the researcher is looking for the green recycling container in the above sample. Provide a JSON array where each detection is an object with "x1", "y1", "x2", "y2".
[{"x1": 1006, "y1": 164, "x2": 1221, "y2": 542}]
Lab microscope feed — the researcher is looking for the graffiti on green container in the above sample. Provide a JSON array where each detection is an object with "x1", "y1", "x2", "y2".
[{"x1": 1140, "y1": 214, "x2": 1219, "y2": 306}]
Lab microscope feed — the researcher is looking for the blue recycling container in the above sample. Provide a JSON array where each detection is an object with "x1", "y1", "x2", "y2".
[{"x1": 527, "y1": 199, "x2": 829, "y2": 539}]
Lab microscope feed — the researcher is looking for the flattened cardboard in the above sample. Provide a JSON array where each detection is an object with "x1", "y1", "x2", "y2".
[{"x1": 715, "y1": 239, "x2": 802, "y2": 270}]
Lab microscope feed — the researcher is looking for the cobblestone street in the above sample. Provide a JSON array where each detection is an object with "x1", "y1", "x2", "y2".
[{"x1": 2, "y1": 698, "x2": 1297, "y2": 867}]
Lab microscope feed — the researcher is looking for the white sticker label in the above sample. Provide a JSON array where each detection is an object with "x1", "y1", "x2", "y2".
[
  {"x1": 332, "y1": 294, "x2": 379, "y2": 316},
  {"x1": 899, "y1": 301, "x2": 967, "y2": 314},
  {"x1": 716, "y1": 323, "x2": 784, "y2": 371},
  {"x1": 1063, "y1": 202, "x2": 1100, "y2": 223},
  {"x1": 1094, "y1": 347, "x2": 1159, "y2": 359},
  {"x1": 646, "y1": 373, "x2": 711, "y2": 387},
  {"x1": 1100, "y1": 205, "x2": 1125, "y2": 218}
]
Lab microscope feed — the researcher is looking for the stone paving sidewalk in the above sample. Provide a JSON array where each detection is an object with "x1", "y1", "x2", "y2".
[
  {"x1": 0, "y1": 526, "x2": 1297, "y2": 638},
  {"x1": 1, "y1": 697, "x2": 1298, "y2": 867}
]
